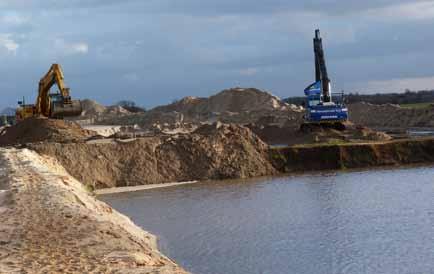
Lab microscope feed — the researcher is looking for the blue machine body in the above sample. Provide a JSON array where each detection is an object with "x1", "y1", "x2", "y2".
[
  {"x1": 303, "y1": 30, "x2": 349, "y2": 125},
  {"x1": 304, "y1": 81, "x2": 348, "y2": 123}
]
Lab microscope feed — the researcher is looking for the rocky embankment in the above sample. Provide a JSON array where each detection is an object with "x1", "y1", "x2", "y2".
[{"x1": 0, "y1": 148, "x2": 187, "y2": 273}]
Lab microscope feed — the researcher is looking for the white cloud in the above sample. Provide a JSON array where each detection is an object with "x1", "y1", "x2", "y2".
[
  {"x1": 239, "y1": 67, "x2": 258, "y2": 76},
  {"x1": 364, "y1": 1, "x2": 434, "y2": 21},
  {"x1": 0, "y1": 34, "x2": 19, "y2": 55},
  {"x1": 54, "y1": 38, "x2": 88, "y2": 55},
  {"x1": 359, "y1": 76, "x2": 434, "y2": 93}
]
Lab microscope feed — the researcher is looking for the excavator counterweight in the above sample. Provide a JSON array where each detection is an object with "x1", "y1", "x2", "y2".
[{"x1": 16, "y1": 64, "x2": 82, "y2": 121}]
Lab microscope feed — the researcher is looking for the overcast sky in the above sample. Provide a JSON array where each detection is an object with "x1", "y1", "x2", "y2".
[{"x1": 1, "y1": 0, "x2": 434, "y2": 109}]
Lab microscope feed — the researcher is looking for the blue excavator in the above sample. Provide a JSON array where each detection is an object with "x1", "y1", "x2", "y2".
[{"x1": 301, "y1": 29, "x2": 348, "y2": 131}]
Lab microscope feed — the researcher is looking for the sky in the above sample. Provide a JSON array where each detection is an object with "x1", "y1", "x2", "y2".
[{"x1": 1, "y1": 0, "x2": 434, "y2": 109}]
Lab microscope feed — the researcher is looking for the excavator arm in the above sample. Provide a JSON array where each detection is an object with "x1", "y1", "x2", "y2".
[
  {"x1": 35, "y1": 64, "x2": 81, "y2": 118},
  {"x1": 16, "y1": 63, "x2": 82, "y2": 121},
  {"x1": 313, "y1": 29, "x2": 331, "y2": 103}
]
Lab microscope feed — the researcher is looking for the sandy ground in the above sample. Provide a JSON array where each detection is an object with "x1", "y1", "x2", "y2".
[
  {"x1": 82, "y1": 125, "x2": 122, "y2": 137},
  {"x1": 96, "y1": 181, "x2": 198, "y2": 195},
  {"x1": 0, "y1": 148, "x2": 188, "y2": 274}
]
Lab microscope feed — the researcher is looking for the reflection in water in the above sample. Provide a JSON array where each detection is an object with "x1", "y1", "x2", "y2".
[{"x1": 101, "y1": 167, "x2": 434, "y2": 274}]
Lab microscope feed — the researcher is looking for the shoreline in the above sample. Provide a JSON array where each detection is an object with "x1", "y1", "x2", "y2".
[
  {"x1": 96, "y1": 180, "x2": 198, "y2": 195},
  {"x1": 2, "y1": 139, "x2": 434, "y2": 272},
  {"x1": 0, "y1": 148, "x2": 188, "y2": 273}
]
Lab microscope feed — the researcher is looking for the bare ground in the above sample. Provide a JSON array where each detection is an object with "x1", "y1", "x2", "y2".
[{"x1": 0, "y1": 148, "x2": 188, "y2": 274}]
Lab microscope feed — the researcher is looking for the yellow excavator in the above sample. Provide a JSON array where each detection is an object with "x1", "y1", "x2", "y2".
[{"x1": 16, "y1": 64, "x2": 82, "y2": 121}]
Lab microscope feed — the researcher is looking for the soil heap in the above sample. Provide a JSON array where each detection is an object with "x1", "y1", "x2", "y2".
[
  {"x1": 29, "y1": 123, "x2": 278, "y2": 189},
  {"x1": 0, "y1": 117, "x2": 96, "y2": 146},
  {"x1": 97, "y1": 88, "x2": 303, "y2": 128},
  {"x1": 80, "y1": 99, "x2": 130, "y2": 119},
  {"x1": 80, "y1": 99, "x2": 107, "y2": 116}
]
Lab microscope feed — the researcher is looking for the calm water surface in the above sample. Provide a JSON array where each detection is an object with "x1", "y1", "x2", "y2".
[{"x1": 101, "y1": 167, "x2": 434, "y2": 274}]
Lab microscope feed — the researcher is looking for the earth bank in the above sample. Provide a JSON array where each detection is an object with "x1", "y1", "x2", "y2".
[
  {"x1": 0, "y1": 148, "x2": 188, "y2": 273},
  {"x1": 28, "y1": 123, "x2": 277, "y2": 189}
]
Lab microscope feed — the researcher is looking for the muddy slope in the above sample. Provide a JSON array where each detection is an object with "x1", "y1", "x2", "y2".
[
  {"x1": 29, "y1": 124, "x2": 277, "y2": 189},
  {"x1": 271, "y1": 138, "x2": 434, "y2": 172}
]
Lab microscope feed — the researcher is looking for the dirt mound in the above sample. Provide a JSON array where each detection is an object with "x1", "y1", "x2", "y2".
[
  {"x1": 204, "y1": 88, "x2": 292, "y2": 112},
  {"x1": 0, "y1": 118, "x2": 96, "y2": 146},
  {"x1": 349, "y1": 102, "x2": 434, "y2": 128},
  {"x1": 29, "y1": 124, "x2": 277, "y2": 188},
  {"x1": 80, "y1": 99, "x2": 106, "y2": 116},
  {"x1": 153, "y1": 96, "x2": 206, "y2": 114},
  {"x1": 153, "y1": 88, "x2": 293, "y2": 114},
  {"x1": 99, "y1": 88, "x2": 303, "y2": 128},
  {"x1": 105, "y1": 105, "x2": 130, "y2": 115}
]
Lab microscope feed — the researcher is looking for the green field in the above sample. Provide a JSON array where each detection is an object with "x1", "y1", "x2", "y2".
[{"x1": 399, "y1": 102, "x2": 434, "y2": 109}]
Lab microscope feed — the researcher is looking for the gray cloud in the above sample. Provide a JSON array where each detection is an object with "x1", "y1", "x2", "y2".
[{"x1": 1, "y1": 0, "x2": 434, "y2": 109}]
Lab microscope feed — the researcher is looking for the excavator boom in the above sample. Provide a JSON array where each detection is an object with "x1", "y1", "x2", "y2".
[
  {"x1": 313, "y1": 29, "x2": 331, "y2": 103},
  {"x1": 16, "y1": 64, "x2": 82, "y2": 121},
  {"x1": 301, "y1": 29, "x2": 348, "y2": 131}
]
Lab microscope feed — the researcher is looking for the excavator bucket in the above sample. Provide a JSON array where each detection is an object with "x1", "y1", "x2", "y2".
[{"x1": 51, "y1": 100, "x2": 82, "y2": 118}]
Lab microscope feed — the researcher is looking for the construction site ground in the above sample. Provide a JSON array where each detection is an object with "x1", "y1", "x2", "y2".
[
  {"x1": 0, "y1": 148, "x2": 187, "y2": 274},
  {"x1": 2, "y1": 88, "x2": 434, "y2": 273}
]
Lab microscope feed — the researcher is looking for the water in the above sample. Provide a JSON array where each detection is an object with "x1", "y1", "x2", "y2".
[
  {"x1": 407, "y1": 129, "x2": 434, "y2": 137},
  {"x1": 101, "y1": 167, "x2": 434, "y2": 274}
]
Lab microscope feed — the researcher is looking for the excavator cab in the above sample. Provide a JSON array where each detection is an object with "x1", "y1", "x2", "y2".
[{"x1": 16, "y1": 100, "x2": 36, "y2": 121}]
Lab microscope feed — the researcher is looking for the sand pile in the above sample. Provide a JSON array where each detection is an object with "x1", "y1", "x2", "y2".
[
  {"x1": 99, "y1": 88, "x2": 303, "y2": 128},
  {"x1": 80, "y1": 99, "x2": 106, "y2": 116},
  {"x1": 153, "y1": 88, "x2": 295, "y2": 114},
  {"x1": 0, "y1": 117, "x2": 96, "y2": 146},
  {"x1": 81, "y1": 99, "x2": 130, "y2": 117},
  {"x1": 0, "y1": 148, "x2": 187, "y2": 273},
  {"x1": 29, "y1": 123, "x2": 277, "y2": 188}
]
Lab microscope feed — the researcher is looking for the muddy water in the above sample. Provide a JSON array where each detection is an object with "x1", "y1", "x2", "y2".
[{"x1": 101, "y1": 167, "x2": 434, "y2": 274}]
